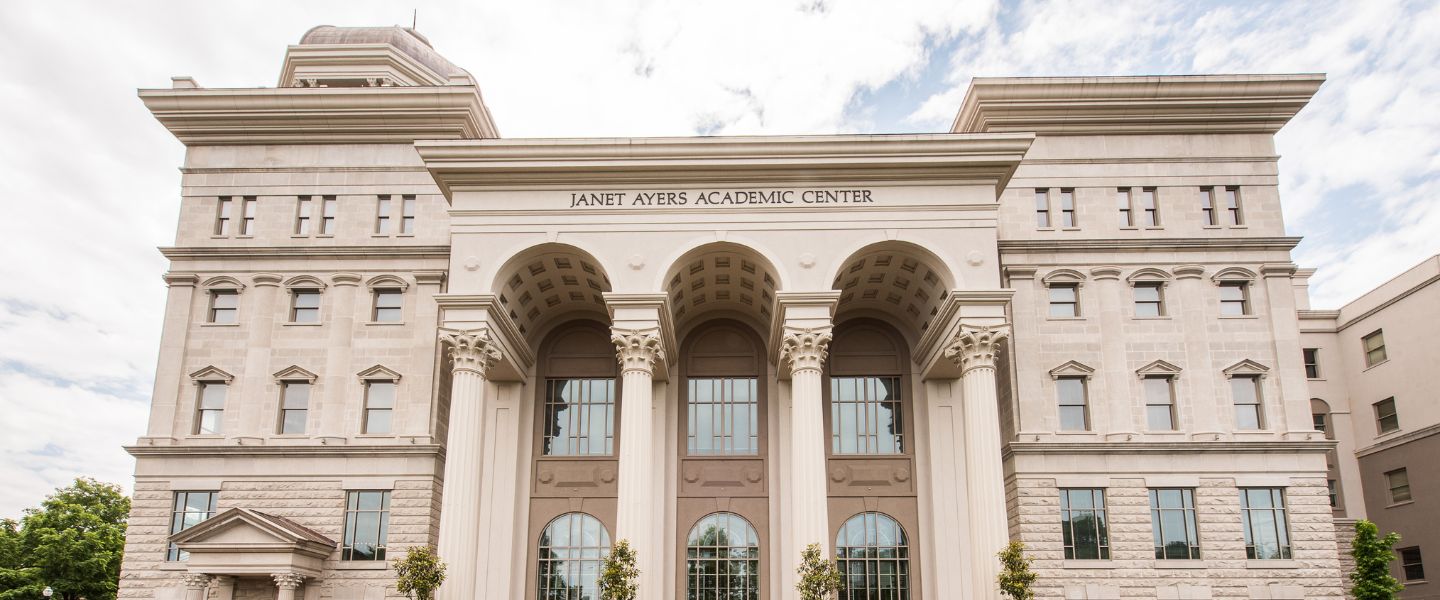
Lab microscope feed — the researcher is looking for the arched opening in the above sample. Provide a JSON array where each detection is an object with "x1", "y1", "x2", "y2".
[
  {"x1": 685, "y1": 512, "x2": 761, "y2": 600},
  {"x1": 492, "y1": 243, "x2": 613, "y2": 343},
  {"x1": 535, "y1": 512, "x2": 612, "y2": 600},
  {"x1": 661, "y1": 242, "x2": 782, "y2": 343},
  {"x1": 831, "y1": 241, "x2": 955, "y2": 339},
  {"x1": 835, "y1": 512, "x2": 911, "y2": 600}
]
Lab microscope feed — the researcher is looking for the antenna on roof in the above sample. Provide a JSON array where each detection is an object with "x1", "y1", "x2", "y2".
[{"x1": 412, "y1": 9, "x2": 417, "y2": 30}]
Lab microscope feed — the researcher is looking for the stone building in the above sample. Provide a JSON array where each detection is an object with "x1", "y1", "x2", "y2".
[{"x1": 120, "y1": 25, "x2": 1347, "y2": 599}]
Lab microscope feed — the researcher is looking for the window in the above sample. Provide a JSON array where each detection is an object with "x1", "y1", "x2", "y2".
[
  {"x1": 215, "y1": 197, "x2": 233, "y2": 235},
  {"x1": 1363, "y1": 330, "x2": 1387, "y2": 367},
  {"x1": 1327, "y1": 480, "x2": 1338, "y2": 508},
  {"x1": 320, "y1": 195, "x2": 337, "y2": 234},
  {"x1": 238, "y1": 197, "x2": 256, "y2": 236},
  {"x1": 295, "y1": 196, "x2": 313, "y2": 234},
  {"x1": 342, "y1": 490, "x2": 390, "y2": 561},
  {"x1": 1139, "y1": 187, "x2": 1159, "y2": 227},
  {"x1": 363, "y1": 381, "x2": 395, "y2": 434},
  {"x1": 1035, "y1": 190, "x2": 1051, "y2": 228},
  {"x1": 399, "y1": 195, "x2": 416, "y2": 234},
  {"x1": 1225, "y1": 186, "x2": 1243, "y2": 225},
  {"x1": 1060, "y1": 489, "x2": 1109, "y2": 560},
  {"x1": 375, "y1": 196, "x2": 391, "y2": 233},
  {"x1": 278, "y1": 382, "x2": 310, "y2": 434},
  {"x1": 1374, "y1": 397, "x2": 1399, "y2": 434},
  {"x1": 1232, "y1": 375, "x2": 1264, "y2": 430},
  {"x1": 1117, "y1": 188, "x2": 1134, "y2": 226},
  {"x1": 194, "y1": 382, "x2": 226, "y2": 434},
  {"x1": 835, "y1": 512, "x2": 910, "y2": 600},
  {"x1": 1219, "y1": 281, "x2": 1250, "y2": 316},
  {"x1": 1386, "y1": 468, "x2": 1411, "y2": 504},
  {"x1": 208, "y1": 289, "x2": 238, "y2": 324},
  {"x1": 1059, "y1": 188, "x2": 1076, "y2": 227},
  {"x1": 690, "y1": 377, "x2": 760, "y2": 455},
  {"x1": 1056, "y1": 377, "x2": 1089, "y2": 431},
  {"x1": 1400, "y1": 547, "x2": 1426, "y2": 582},
  {"x1": 1200, "y1": 187, "x2": 1217, "y2": 226},
  {"x1": 372, "y1": 289, "x2": 402, "y2": 322},
  {"x1": 1134, "y1": 282, "x2": 1165, "y2": 317},
  {"x1": 537, "y1": 513, "x2": 611, "y2": 600},
  {"x1": 1048, "y1": 284, "x2": 1080, "y2": 318},
  {"x1": 1144, "y1": 376, "x2": 1176, "y2": 431},
  {"x1": 1303, "y1": 348, "x2": 1320, "y2": 379},
  {"x1": 686, "y1": 513, "x2": 760, "y2": 600},
  {"x1": 290, "y1": 289, "x2": 321, "y2": 323},
  {"x1": 830, "y1": 376, "x2": 902, "y2": 455},
  {"x1": 1240, "y1": 488, "x2": 1292, "y2": 560},
  {"x1": 166, "y1": 491, "x2": 218, "y2": 561},
  {"x1": 1149, "y1": 489, "x2": 1200, "y2": 560},
  {"x1": 542, "y1": 379, "x2": 616, "y2": 456},
  {"x1": 1312, "y1": 413, "x2": 1327, "y2": 434}
]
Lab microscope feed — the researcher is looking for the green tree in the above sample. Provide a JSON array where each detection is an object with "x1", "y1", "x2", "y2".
[
  {"x1": 997, "y1": 540, "x2": 1037, "y2": 600},
  {"x1": 0, "y1": 477, "x2": 131, "y2": 600},
  {"x1": 394, "y1": 545, "x2": 446, "y2": 600},
  {"x1": 1350, "y1": 519, "x2": 1404, "y2": 600},
  {"x1": 597, "y1": 539, "x2": 639, "y2": 600},
  {"x1": 795, "y1": 543, "x2": 842, "y2": 600}
]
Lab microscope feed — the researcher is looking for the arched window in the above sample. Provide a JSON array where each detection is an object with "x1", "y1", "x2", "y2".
[
  {"x1": 835, "y1": 512, "x2": 910, "y2": 600},
  {"x1": 685, "y1": 512, "x2": 760, "y2": 600},
  {"x1": 537, "y1": 512, "x2": 610, "y2": 600}
]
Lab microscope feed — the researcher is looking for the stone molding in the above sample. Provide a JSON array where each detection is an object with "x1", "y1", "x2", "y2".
[
  {"x1": 439, "y1": 328, "x2": 502, "y2": 376},
  {"x1": 181, "y1": 574, "x2": 211, "y2": 589},
  {"x1": 943, "y1": 324, "x2": 1011, "y2": 374},
  {"x1": 161, "y1": 246, "x2": 452, "y2": 260},
  {"x1": 997, "y1": 237, "x2": 1302, "y2": 253},
  {"x1": 611, "y1": 328, "x2": 665, "y2": 375},
  {"x1": 272, "y1": 572, "x2": 305, "y2": 589},
  {"x1": 779, "y1": 327, "x2": 833, "y2": 375}
]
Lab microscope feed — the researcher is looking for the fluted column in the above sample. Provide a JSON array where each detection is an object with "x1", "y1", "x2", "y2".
[
  {"x1": 612, "y1": 327, "x2": 665, "y2": 599},
  {"x1": 780, "y1": 327, "x2": 834, "y2": 559},
  {"x1": 272, "y1": 572, "x2": 304, "y2": 600},
  {"x1": 436, "y1": 328, "x2": 502, "y2": 600},
  {"x1": 181, "y1": 574, "x2": 210, "y2": 600},
  {"x1": 944, "y1": 324, "x2": 1012, "y2": 600}
]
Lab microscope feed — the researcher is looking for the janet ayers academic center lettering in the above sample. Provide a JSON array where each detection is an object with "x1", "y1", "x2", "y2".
[{"x1": 122, "y1": 24, "x2": 1392, "y2": 600}]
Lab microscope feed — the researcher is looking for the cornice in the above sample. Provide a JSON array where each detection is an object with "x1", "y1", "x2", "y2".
[
  {"x1": 1335, "y1": 271, "x2": 1440, "y2": 332},
  {"x1": 126, "y1": 443, "x2": 444, "y2": 459},
  {"x1": 159, "y1": 245, "x2": 450, "y2": 260},
  {"x1": 1004, "y1": 439, "x2": 1334, "y2": 459},
  {"x1": 997, "y1": 237, "x2": 1301, "y2": 253},
  {"x1": 953, "y1": 74, "x2": 1326, "y2": 135},
  {"x1": 138, "y1": 85, "x2": 497, "y2": 145},
  {"x1": 1355, "y1": 422, "x2": 1440, "y2": 458},
  {"x1": 415, "y1": 133, "x2": 1035, "y2": 197}
]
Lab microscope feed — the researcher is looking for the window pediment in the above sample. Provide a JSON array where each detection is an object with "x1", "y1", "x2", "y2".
[
  {"x1": 1211, "y1": 267, "x2": 1257, "y2": 283},
  {"x1": 273, "y1": 365, "x2": 318, "y2": 383},
  {"x1": 201, "y1": 275, "x2": 245, "y2": 291},
  {"x1": 1127, "y1": 268, "x2": 1172, "y2": 285},
  {"x1": 357, "y1": 364, "x2": 401, "y2": 382},
  {"x1": 1049, "y1": 360, "x2": 1096, "y2": 380},
  {"x1": 284, "y1": 275, "x2": 327, "y2": 290},
  {"x1": 189, "y1": 365, "x2": 234, "y2": 383},
  {"x1": 1222, "y1": 359, "x2": 1269, "y2": 378},
  {"x1": 1136, "y1": 359, "x2": 1182, "y2": 378},
  {"x1": 366, "y1": 274, "x2": 409, "y2": 291},
  {"x1": 1041, "y1": 268, "x2": 1087, "y2": 286}
]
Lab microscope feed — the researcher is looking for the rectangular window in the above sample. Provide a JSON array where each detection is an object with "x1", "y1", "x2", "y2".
[
  {"x1": 830, "y1": 376, "x2": 903, "y2": 455},
  {"x1": 1313, "y1": 413, "x2": 1328, "y2": 434},
  {"x1": 1134, "y1": 282, "x2": 1165, "y2": 317},
  {"x1": 342, "y1": 490, "x2": 391, "y2": 561},
  {"x1": 1400, "y1": 547, "x2": 1425, "y2": 581},
  {"x1": 1060, "y1": 489, "x2": 1109, "y2": 560},
  {"x1": 1219, "y1": 281, "x2": 1250, "y2": 316},
  {"x1": 1327, "y1": 480, "x2": 1338, "y2": 508},
  {"x1": 1225, "y1": 186, "x2": 1243, "y2": 225},
  {"x1": 239, "y1": 196, "x2": 257, "y2": 236},
  {"x1": 320, "y1": 195, "x2": 337, "y2": 235},
  {"x1": 1200, "y1": 187, "x2": 1217, "y2": 226},
  {"x1": 1056, "y1": 377, "x2": 1089, "y2": 431},
  {"x1": 215, "y1": 197, "x2": 233, "y2": 235},
  {"x1": 1363, "y1": 330, "x2": 1387, "y2": 367},
  {"x1": 278, "y1": 382, "x2": 310, "y2": 434},
  {"x1": 1140, "y1": 187, "x2": 1159, "y2": 227},
  {"x1": 194, "y1": 382, "x2": 226, "y2": 435},
  {"x1": 687, "y1": 377, "x2": 761, "y2": 455},
  {"x1": 372, "y1": 289, "x2": 402, "y2": 322},
  {"x1": 542, "y1": 378, "x2": 616, "y2": 456},
  {"x1": 399, "y1": 195, "x2": 416, "y2": 234},
  {"x1": 1303, "y1": 348, "x2": 1320, "y2": 379},
  {"x1": 1035, "y1": 189, "x2": 1051, "y2": 228},
  {"x1": 1048, "y1": 284, "x2": 1079, "y2": 318},
  {"x1": 166, "y1": 491, "x2": 218, "y2": 561},
  {"x1": 1117, "y1": 188, "x2": 1133, "y2": 227},
  {"x1": 1150, "y1": 489, "x2": 1200, "y2": 560},
  {"x1": 295, "y1": 196, "x2": 313, "y2": 234},
  {"x1": 375, "y1": 196, "x2": 391, "y2": 234},
  {"x1": 1240, "y1": 488, "x2": 1292, "y2": 560},
  {"x1": 363, "y1": 381, "x2": 395, "y2": 434},
  {"x1": 1232, "y1": 375, "x2": 1264, "y2": 430},
  {"x1": 290, "y1": 290, "x2": 321, "y2": 323},
  {"x1": 1375, "y1": 397, "x2": 1399, "y2": 434},
  {"x1": 1144, "y1": 376, "x2": 1176, "y2": 431},
  {"x1": 1059, "y1": 188, "x2": 1076, "y2": 227},
  {"x1": 208, "y1": 289, "x2": 238, "y2": 324},
  {"x1": 1386, "y1": 468, "x2": 1411, "y2": 504}
]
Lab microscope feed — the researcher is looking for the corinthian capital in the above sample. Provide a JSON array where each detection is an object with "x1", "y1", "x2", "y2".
[
  {"x1": 181, "y1": 574, "x2": 212, "y2": 590},
  {"x1": 272, "y1": 572, "x2": 305, "y2": 590},
  {"x1": 943, "y1": 324, "x2": 1011, "y2": 374},
  {"x1": 780, "y1": 326, "x2": 833, "y2": 375},
  {"x1": 439, "y1": 328, "x2": 503, "y2": 376},
  {"x1": 612, "y1": 328, "x2": 665, "y2": 374}
]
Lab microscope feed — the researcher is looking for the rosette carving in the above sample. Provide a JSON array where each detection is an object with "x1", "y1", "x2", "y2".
[
  {"x1": 611, "y1": 328, "x2": 665, "y2": 374},
  {"x1": 780, "y1": 327, "x2": 832, "y2": 374},
  {"x1": 943, "y1": 324, "x2": 1012, "y2": 374},
  {"x1": 439, "y1": 328, "x2": 502, "y2": 376}
]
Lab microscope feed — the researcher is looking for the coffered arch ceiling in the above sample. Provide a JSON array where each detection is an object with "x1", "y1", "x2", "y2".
[
  {"x1": 662, "y1": 242, "x2": 782, "y2": 341},
  {"x1": 831, "y1": 241, "x2": 955, "y2": 338},
  {"x1": 493, "y1": 243, "x2": 613, "y2": 343}
]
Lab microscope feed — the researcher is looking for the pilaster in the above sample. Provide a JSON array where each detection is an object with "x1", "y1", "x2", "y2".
[
  {"x1": 318, "y1": 273, "x2": 361, "y2": 438},
  {"x1": 146, "y1": 273, "x2": 199, "y2": 441}
]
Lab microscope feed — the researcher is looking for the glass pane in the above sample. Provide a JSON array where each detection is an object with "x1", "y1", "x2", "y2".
[
  {"x1": 281, "y1": 409, "x2": 307, "y2": 434},
  {"x1": 1057, "y1": 378, "x2": 1085, "y2": 406},
  {"x1": 200, "y1": 384, "x2": 226, "y2": 409},
  {"x1": 212, "y1": 291, "x2": 237, "y2": 309},
  {"x1": 1235, "y1": 405, "x2": 1260, "y2": 430},
  {"x1": 367, "y1": 383, "x2": 395, "y2": 408},
  {"x1": 1147, "y1": 406, "x2": 1174, "y2": 430},
  {"x1": 1231, "y1": 377, "x2": 1258, "y2": 405},
  {"x1": 1059, "y1": 406, "x2": 1087, "y2": 431},
  {"x1": 283, "y1": 383, "x2": 310, "y2": 409},
  {"x1": 544, "y1": 379, "x2": 615, "y2": 456},
  {"x1": 365, "y1": 409, "x2": 392, "y2": 434}
]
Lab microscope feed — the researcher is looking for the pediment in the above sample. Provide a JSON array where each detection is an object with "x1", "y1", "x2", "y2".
[
  {"x1": 1136, "y1": 359, "x2": 1183, "y2": 378},
  {"x1": 1222, "y1": 359, "x2": 1270, "y2": 378},
  {"x1": 189, "y1": 366, "x2": 235, "y2": 383},
  {"x1": 273, "y1": 365, "x2": 318, "y2": 383},
  {"x1": 1049, "y1": 360, "x2": 1096, "y2": 379},
  {"x1": 170, "y1": 508, "x2": 334, "y2": 549},
  {"x1": 357, "y1": 364, "x2": 401, "y2": 381}
]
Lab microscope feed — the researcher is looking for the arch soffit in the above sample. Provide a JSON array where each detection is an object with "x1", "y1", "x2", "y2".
[
  {"x1": 825, "y1": 239, "x2": 959, "y2": 292},
  {"x1": 650, "y1": 236, "x2": 790, "y2": 292},
  {"x1": 658, "y1": 240, "x2": 785, "y2": 336},
  {"x1": 830, "y1": 241, "x2": 958, "y2": 340},
  {"x1": 489, "y1": 242, "x2": 616, "y2": 342}
]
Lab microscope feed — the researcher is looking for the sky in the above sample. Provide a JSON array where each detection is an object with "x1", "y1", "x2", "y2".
[{"x1": 0, "y1": 0, "x2": 1437, "y2": 518}]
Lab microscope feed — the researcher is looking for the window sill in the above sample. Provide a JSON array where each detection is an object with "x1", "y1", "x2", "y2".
[
  {"x1": 1375, "y1": 428, "x2": 1404, "y2": 441},
  {"x1": 370, "y1": 234, "x2": 393, "y2": 238},
  {"x1": 188, "y1": 434, "x2": 225, "y2": 440},
  {"x1": 1219, "y1": 314, "x2": 1259, "y2": 319},
  {"x1": 396, "y1": 234, "x2": 416, "y2": 238},
  {"x1": 284, "y1": 321, "x2": 323, "y2": 327},
  {"x1": 365, "y1": 321, "x2": 406, "y2": 326},
  {"x1": 332, "y1": 561, "x2": 389, "y2": 570},
  {"x1": 1202, "y1": 225, "x2": 1223, "y2": 230},
  {"x1": 1363, "y1": 359, "x2": 1390, "y2": 372},
  {"x1": 1036, "y1": 227, "x2": 1056, "y2": 232},
  {"x1": 1063, "y1": 560, "x2": 1116, "y2": 569},
  {"x1": 1120, "y1": 226, "x2": 1139, "y2": 231},
  {"x1": 1230, "y1": 225, "x2": 1249, "y2": 229},
  {"x1": 1386, "y1": 500, "x2": 1415, "y2": 509},
  {"x1": 1152, "y1": 560, "x2": 1208, "y2": 569},
  {"x1": 1247, "y1": 559, "x2": 1298, "y2": 569},
  {"x1": 356, "y1": 433, "x2": 397, "y2": 439},
  {"x1": 1403, "y1": 579, "x2": 1428, "y2": 586},
  {"x1": 1061, "y1": 227, "x2": 1082, "y2": 232},
  {"x1": 316, "y1": 234, "x2": 335, "y2": 239},
  {"x1": 200, "y1": 322, "x2": 240, "y2": 327}
]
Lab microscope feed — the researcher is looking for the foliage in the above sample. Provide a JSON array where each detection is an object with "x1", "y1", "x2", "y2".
[
  {"x1": 0, "y1": 477, "x2": 131, "y2": 600},
  {"x1": 997, "y1": 540, "x2": 1037, "y2": 600},
  {"x1": 1350, "y1": 519, "x2": 1404, "y2": 600},
  {"x1": 598, "y1": 539, "x2": 640, "y2": 600},
  {"x1": 394, "y1": 545, "x2": 447, "y2": 600},
  {"x1": 795, "y1": 543, "x2": 843, "y2": 600}
]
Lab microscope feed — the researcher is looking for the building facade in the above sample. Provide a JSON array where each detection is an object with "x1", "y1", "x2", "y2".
[
  {"x1": 1299, "y1": 255, "x2": 1440, "y2": 599},
  {"x1": 121, "y1": 26, "x2": 1348, "y2": 600}
]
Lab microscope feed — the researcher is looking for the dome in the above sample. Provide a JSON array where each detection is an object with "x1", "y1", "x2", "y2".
[{"x1": 299, "y1": 25, "x2": 467, "y2": 78}]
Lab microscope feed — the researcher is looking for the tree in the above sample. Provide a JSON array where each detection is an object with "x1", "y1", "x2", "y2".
[
  {"x1": 997, "y1": 540, "x2": 1037, "y2": 600},
  {"x1": 597, "y1": 539, "x2": 639, "y2": 600},
  {"x1": 1350, "y1": 519, "x2": 1404, "y2": 600},
  {"x1": 394, "y1": 545, "x2": 446, "y2": 600},
  {"x1": 795, "y1": 543, "x2": 842, "y2": 600},
  {"x1": 0, "y1": 477, "x2": 131, "y2": 600}
]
